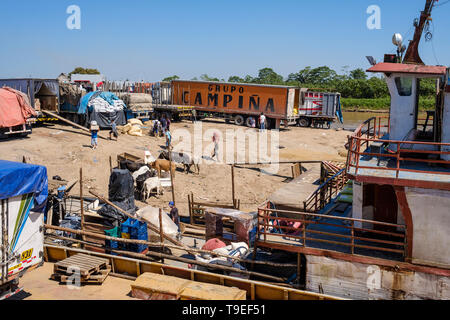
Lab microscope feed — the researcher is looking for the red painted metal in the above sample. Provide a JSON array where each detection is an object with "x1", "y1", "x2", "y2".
[
  {"x1": 346, "y1": 116, "x2": 450, "y2": 190},
  {"x1": 367, "y1": 63, "x2": 446, "y2": 75}
]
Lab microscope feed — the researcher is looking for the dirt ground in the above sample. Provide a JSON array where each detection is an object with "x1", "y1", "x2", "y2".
[{"x1": 0, "y1": 119, "x2": 350, "y2": 216}]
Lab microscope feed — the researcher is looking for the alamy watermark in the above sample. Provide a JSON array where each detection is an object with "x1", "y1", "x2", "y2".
[
  {"x1": 167, "y1": 122, "x2": 280, "y2": 175},
  {"x1": 66, "y1": 5, "x2": 81, "y2": 30},
  {"x1": 366, "y1": 5, "x2": 381, "y2": 30}
]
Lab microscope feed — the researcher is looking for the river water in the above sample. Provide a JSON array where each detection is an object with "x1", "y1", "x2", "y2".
[{"x1": 335, "y1": 111, "x2": 388, "y2": 131}]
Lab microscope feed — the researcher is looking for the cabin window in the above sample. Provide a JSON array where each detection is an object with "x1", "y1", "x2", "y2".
[{"x1": 395, "y1": 77, "x2": 413, "y2": 96}]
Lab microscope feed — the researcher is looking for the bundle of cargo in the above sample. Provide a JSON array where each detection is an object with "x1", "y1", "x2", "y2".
[
  {"x1": 120, "y1": 93, "x2": 153, "y2": 107},
  {"x1": 77, "y1": 91, "x2": 128, "y2": 129},
  {"x1": 118, "y1": 118, "x2": 145, "y2": 137}
]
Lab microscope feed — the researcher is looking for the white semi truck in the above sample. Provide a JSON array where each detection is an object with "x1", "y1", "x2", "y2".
[{"x1": 0, "y1": 160, "x2": 48, "y2": 300}]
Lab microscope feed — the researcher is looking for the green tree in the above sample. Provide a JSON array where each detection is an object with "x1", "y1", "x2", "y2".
[
  {"x1": 200, "y1": 74, "x2": 220, "y2": 82},
  {"x1": 350, "y1": 68, "x2": 368, "y2": 80},
  {"x1": 254, "y1": 67, "x2": 284, "y2": 85},
  {"x1": 228, "y1": 76, "x2": 245, "y2": 83},
  {"x1": 69, "y1": 67, "x2": 100, "y2": 76},
  {"x1": 162, "y1": 75, "x2": 180, "y2": 82}
]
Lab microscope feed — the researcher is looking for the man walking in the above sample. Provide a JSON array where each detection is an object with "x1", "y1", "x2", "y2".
[
  {"x1": 109, "y1": 121, "x2": 118, "y2": 141},
  {"x1": 90, "y1": 121, "x2": 99, "y2": 150}
]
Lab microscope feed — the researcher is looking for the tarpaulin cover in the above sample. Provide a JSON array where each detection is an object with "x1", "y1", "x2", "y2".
[
  {"x1": 0, "y1": 87, "x2": 36, "y2": 127},
  {"x1": 0, "y1": 160, "x2": 48, "y2": 212},
  {"x1": 86, "y1": 109, "x2": 127, "y2": 129},
  {"x1": 97, "y1": 169, "x2": 135, "y2": 222},
  {"x1": 0, "y1": 79, "x2": 60, "y2": 109},
  {"x1": 77, "y1": 91, "x2": 127, "y2": 114}
]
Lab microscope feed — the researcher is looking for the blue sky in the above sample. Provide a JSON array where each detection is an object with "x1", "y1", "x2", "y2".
[{"x1": 0, "y1": 0, "x2": 448, "y2": 81}]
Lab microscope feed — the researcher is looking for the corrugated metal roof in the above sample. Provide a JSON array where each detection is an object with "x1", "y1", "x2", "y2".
[{"x1": 367, "y1": 63, "x2": 446, "y2": 75}]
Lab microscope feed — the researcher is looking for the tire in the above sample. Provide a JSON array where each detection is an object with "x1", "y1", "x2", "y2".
[
  {"x1": 245, "y1": 116, "x2": 254, "y2": 127},
  {"x1": 234, "y1": 115, "x2": 245, "y2": 126},
  {"x1": 298, "y1": 117, "x2": 311, "y2": 127}
]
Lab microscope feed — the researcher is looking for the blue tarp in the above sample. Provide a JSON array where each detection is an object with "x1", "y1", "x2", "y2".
[
  {"x1": 0, "y1": 160, "x2": 48, "y2": 212},
  {"x1": 77, "y1": 91, "x2": 126, "y2": 114}
]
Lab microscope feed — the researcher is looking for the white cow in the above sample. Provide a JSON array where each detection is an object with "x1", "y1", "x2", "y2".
[{"x1": 143, "y1": 177, "x2": 163, "y2": 200}]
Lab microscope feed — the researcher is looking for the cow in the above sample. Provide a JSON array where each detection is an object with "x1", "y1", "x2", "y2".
[
  {"x1": 158, "y1": 150, "x2": 200, "y2": 174},
  {"x1": 119, "y1": 159, "x2": 146, "y2": 173},
  {"x1": 148, "y1": 159, "x2": 176, "y2": 178},
  {"x1": 142, "y1": 177, "x2": 163, "y2": 200}
]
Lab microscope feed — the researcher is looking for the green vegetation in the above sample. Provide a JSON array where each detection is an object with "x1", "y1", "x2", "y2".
[
  {"x1": 69, "y1": 67, "x2": 100, "y2": 75},
  {"x1": 162, "y1": 66, "x2": 439, "y2": 111}
]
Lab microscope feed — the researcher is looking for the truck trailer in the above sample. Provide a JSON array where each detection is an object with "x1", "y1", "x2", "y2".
[
  {"x1": 150, "y1": 80, "x2": 342, "y2": 129},
  {"x1": 0, "y1": 160, "x2": 48, "y2": 300}
]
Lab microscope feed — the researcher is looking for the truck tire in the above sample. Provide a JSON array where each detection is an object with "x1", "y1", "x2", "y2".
[
  {"x1": 298, "y1": 117, "x2": 311, "y2": 127},
  {"x1": 234, "y1": 115, "x2": 245, "y2": 126},
  {"x1": 245, "y1": 116, "x2": 254, "y2": 127}
]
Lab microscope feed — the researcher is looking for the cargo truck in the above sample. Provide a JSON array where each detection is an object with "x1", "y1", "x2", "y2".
[
  {"x1": 150, "y1": 80, "x2": 342, "y2": 129},
  {"x1": 0, "y1": 160, "x2": 48, "y2": 300},
  {"x1": 0, "y1": 78, "x2": 60, "y2": 123}
]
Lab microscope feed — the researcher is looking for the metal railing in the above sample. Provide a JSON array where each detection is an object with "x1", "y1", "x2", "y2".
[
  {"x1": 256, "y1": 206, "x2": 408, "y2": 259},
  {"x1": 346, "y1": 116, "x2": 450, "y2": 179},
  {"x1": 303, "y1": 168, "x2": 349, "y2": 213}
]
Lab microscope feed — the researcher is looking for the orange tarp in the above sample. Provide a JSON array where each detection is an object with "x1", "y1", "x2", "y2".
[{"x1": 0, "y1": 87, "x2": 36, "y2": 128}]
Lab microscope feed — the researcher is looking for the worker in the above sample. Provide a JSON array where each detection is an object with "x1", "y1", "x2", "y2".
[
  {"x1": 259, "y1": 113, "x2": 266, "y2": 132},
  {"x1": 165, "y1": 129, "x2": 172, "y2": 149},
  {"x1": 152, "y1": 119, "x2": 160, "y2": 136},
  {"x1": 90, "y1": 121, "x2": 99, "y2": 150},
  {"x1": 166, "y1": 117, "x2": 171, "y2": 132},
  {"x1": 168, "y1": 201, "x2": 181, "y2": 239},
  {"x1": 109, "y1": 121, "x2": 118, "y2": 141},
  {"x1": 211, "y1": 131, "x2": 219, "y2": 161},
  {"x1": 161, "y1": 115, "x2": 167, "y2": 133},
  {"x1": 191, "y1": 109, "x2": 197, "y2": 123}
]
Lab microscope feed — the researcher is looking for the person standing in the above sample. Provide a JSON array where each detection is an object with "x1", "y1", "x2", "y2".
[
  {"x1": 168, "y1": 201, "x2": 181, "y2": 239},
  {"x1": 259, "y1": 113, "x2": 266, "y2": 132},
  {"x1": 211, "y1": 131, "x2": 219, "y2": 161},
  {"x1": 160, "y1": 115, "x2": 167, "y2": 133},
  {"x1": 166, "y1": 117, "x2": 171, "y2": 131},
  {"x1": 191, "y1": 108, "x2": 197, "y2": 123},
  {"x1": 165, "y1": 129, "x2": 172, "y2": 149}
]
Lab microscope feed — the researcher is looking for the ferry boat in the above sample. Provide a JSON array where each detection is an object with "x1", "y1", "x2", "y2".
[{"x1": 254, "y1": 0, "x2": 450, "y2": 299}]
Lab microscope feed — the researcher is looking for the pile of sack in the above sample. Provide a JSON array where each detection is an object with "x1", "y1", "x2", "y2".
[{"x1": 118, "y1": 118, "x2": 144, "y2": 137}]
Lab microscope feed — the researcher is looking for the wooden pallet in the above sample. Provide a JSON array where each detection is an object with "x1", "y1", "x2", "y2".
[
  {"x1": 53, "y1": 253, "x2": 110, "y2": 278},
  {"x1": 51, "y1": 266, "x2": 111, "y2": 285}
]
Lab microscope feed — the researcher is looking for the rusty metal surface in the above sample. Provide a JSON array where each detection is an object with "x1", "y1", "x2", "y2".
[{"x1": 367, "y1": 63, "x2": 446, "y2": 75}]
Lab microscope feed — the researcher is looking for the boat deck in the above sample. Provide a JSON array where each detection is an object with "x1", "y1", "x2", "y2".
[{"x1": 258, "y1": 199, "x2": 405, "y2": 262}]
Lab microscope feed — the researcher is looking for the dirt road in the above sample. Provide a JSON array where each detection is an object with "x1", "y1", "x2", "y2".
[{"x1": 0, "y1": 119, "x2": 350, "y2": 216}]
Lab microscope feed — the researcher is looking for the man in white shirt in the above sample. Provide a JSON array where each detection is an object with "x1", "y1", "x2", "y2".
[{"x1": 259, "y1": 113, "x2": 266, "y2": 131}]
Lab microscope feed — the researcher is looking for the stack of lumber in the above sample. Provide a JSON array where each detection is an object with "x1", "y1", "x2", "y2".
[{"x1": 51, "y1": 253, "x2": 111, "y2": 285}]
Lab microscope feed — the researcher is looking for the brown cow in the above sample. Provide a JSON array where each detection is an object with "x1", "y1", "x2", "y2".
[{"x1": 148, "y1": 159, "x2": 176, "y2": 177}]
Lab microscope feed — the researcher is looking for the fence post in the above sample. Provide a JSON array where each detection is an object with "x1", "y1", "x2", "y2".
[{"x1": 351, "y1": 220, "x2": 355, "y2": 255}]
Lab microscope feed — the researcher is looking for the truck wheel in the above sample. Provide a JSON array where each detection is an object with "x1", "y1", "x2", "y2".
[
  {"x1": 298, "y1": 118, "x2": 311, "y2": 127},
  {"x1": 245, "y1": 117, "x2": 254, "y2": 127},
  {"x1": 234, "y1": 115, "x2": 245, "y2": 126}
]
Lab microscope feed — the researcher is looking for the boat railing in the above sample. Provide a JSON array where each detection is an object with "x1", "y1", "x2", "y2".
[
  {"x1": 346, "y1": 116, "x2": 450, "y2": 179},
  {"x1": 256, "y1": 205, "x2": 408, "y2": 260},
  {"x1": 303, "y1": 168, "x2": 349, "y2": 213}
]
